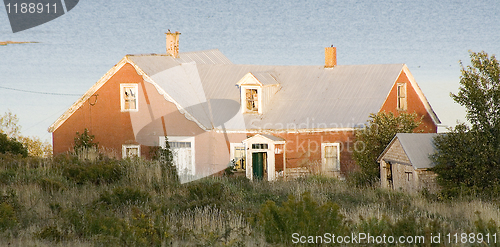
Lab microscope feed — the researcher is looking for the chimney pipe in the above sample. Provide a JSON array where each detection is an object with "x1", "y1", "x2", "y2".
[
  {"x1": 166, "y1": 31, "x2": 181, "y2": 58},
  {"x1": 325, "y1": 46, "x2": 337, "y2": 68}
]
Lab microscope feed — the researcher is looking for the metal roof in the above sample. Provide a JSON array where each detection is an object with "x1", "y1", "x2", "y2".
[
  {"x1": 395, "y1": 133, "x2": 438, "y2": 169},
  {"x1": 127, "y1": 55, "x2": 408, "y2": 130},
  {"x1": 193, "y1": 63, "x2": 405, "y2": 130}
]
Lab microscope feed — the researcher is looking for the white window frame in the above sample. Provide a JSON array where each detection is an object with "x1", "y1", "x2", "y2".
[
  {"x1": 122, "y1": 144, "x2": 140, "y2": 159},
  {"x1": 321, "y1": 143, "x2": 340, "y2": 171},
  {"x1": 240, "y1": 86, "x2": 262, "y2": 114},
  {"x1": 397, "y1": 82, "x2": 407, "y2": 111},
  {"x1": 230, "y1": 143, "x2": 246, "y2": 170},
  {"x1": 120, "y1": 83, "x2": 139, "y2": 112},
  {"x1": 159, "y1": 136, "x2": 195, "y2": 175}
]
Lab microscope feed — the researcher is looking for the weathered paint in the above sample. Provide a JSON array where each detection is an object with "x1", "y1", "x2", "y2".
[
  {"x1": 380, "y1": 68, "x2": 438, "y2": 133},
  {"x1": 379, "y1": 138, "x2": 439, "y2": 193}
]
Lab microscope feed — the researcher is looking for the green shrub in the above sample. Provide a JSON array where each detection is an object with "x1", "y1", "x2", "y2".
[
  {"x1": 0, "y1": 203, "x2": 17, "y2": 231},
  {"x1": 63, "y1": 158, "x2": 123, "y2": 185},
  {"x1": 35, "y1": 225, "x2": 65, "y2": 242},
  {"x1": 95, "y1": 186, "x2": 150, "y2": 207},
  {"x1": 258, "y1": 191, "x2": 347, "y2": 244},
  {"x1": 0, "y1": 169, "x2": 16, "y2": 185},
  {"x1": 38, "y1": 177, "x2": 65, "y2": 193}
]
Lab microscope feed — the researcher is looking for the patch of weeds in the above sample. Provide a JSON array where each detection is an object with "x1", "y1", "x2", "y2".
[
  {"x1": 258, "y1": 191, "x2": 348, "y2": 244},
  {"x1": 0, "y1": 169, "x2": 16, "y2": 185},
  {"x1": 95, "y1": 186, "x2": 150, "y2": 207},
  {"x1": 38, "y1": 177, "x2": 65, "y2": 193},
  {"x1": 0, "y1": 203, "x2": 17, "y2": 231},
  {"x1": 35, "y1": 225, "x2": 65, "y2": 243},
  {"x1": 63, "y1": 158, "x2": 123, "y2": 185}
]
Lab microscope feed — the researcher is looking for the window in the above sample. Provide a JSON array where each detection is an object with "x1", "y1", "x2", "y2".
[
  {"x1": 245, "y1": 88, "x2": 259, "y2": 112},
  {"x1": 122, "y1": 144, "x2": 140, "y2": 158},
  {"x1": 230, "y1": 143, "x2": 246, "y2": 170},
  {"x1": 252, "y1": 143, "x2": 268, "y2": 149},
  {"x1": 120, "y1": 84, "x2": 138, "y2": 111},
  {"x1": 321, "y1": 143, "x2": 340, "y2": 172},
  {"x1": 397, "y1": 83, "x2": 407, "y2": 110},
  {"x1": 405, "y1": 172, "x2": 413, "y2": 181},
  {"x1": 160, "y1": 136, "x2": 195, "y2": 176}
]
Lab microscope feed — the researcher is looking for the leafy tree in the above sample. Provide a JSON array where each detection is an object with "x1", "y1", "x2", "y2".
[
  {"x1": 73, "y1": 128, "x2": 98, "y2": 155},
  {"x1": 0, "y1": 111, "x2": 51, "y2": 157},
  {"x1": 0, "y1": 133, "x2": 28, "y2": 157},
  {"x1": 431, "y1": 51, "x2": 500, "y2": 197},
  {"x1": 352, "y1": 111, "x2": 422, "y2": 186}
]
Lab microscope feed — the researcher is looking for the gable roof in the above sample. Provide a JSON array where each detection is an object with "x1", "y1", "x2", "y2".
[
  {"x1": 48, "y1": 49, "x2": 231, "y2": 132},
  {"x1": 49, "y1": 49, "x2": 441, "y2": 133},
  {"x1": 378, "y1": 133, "x2": 438, "y2": 169}
]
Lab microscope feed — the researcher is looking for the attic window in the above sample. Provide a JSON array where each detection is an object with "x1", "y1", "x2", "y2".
[
  {"x1": 245, "y1": 88, "x2": 259, "y2": 112},
  {"x1": 397, "y1": 83, "x2": 407, "y2": 111},
  {"x1": 121, "y1": 84, "x2": 138, "y2": 112}
]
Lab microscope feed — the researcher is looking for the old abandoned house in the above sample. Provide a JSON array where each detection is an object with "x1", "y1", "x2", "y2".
[
  {"x1": 378, "y1": 133, "x2": 439, "y2": 193},
  {"x1": 48, "y1": 31, "x2": 440, "y2": 182}
]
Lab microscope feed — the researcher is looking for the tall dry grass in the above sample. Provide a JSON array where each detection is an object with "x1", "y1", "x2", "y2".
[{"x1": 0, "y1": 154, "x2": 499, "y2": 246}]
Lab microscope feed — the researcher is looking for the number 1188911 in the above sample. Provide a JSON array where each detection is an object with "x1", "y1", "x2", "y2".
[{"x1": 6, "y1": 3, "x2": 58, "y2": 14}]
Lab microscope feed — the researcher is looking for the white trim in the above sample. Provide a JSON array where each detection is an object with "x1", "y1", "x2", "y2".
[
  {"x1": 49, "y1": 56, "x2": 211, "y2": 133},
  {"x1": 240, "y1": 86, "x2": 263, "y2": 114},
  {"x1": 120, "y1": 83, "x2": 139, "y2": 112},
  {"x1": 397, "y1": 82, "x2": 407, "y2": 111},
  {"x1": 230, "y1": 142, "x2": 246, "y2": 170},
  {"x1": 48, "y1": 57, "x2": 129, "y2": 132},
  {"x1": 159, "y1": 136, "x2": 196, "y2": 175},
  {"x1": 122, "y1": 144, "x2": 140, "y2": 159},
  {"x1": 321, "y1": 143, "x2": 340, "y2": 171}
]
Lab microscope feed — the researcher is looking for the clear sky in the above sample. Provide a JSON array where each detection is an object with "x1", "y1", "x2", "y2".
[{"x1": 1, "y1": 0, "x2": 500, "y2": 142}]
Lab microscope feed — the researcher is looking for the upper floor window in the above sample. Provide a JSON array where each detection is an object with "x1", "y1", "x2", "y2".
[
  {"x1": 397, "y1": 83, "x2": 407, "y2": 111},
  {"x1": 121, "y1": 84, "x2": 138, "y2": 112},
  {"x1": 245, "y1": 88, "x2": 259, "y2": 112}
]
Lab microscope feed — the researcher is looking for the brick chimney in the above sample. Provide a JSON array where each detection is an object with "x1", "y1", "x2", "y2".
[
  {"x1": 325, "y1": 46, "x2": 337, "y2": 68},
  {"x1": 166, "y1": 31, "x2": 181, "y2": 58}
]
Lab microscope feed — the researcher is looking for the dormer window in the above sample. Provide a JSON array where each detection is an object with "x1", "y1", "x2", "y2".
[
  {"x1": 246, "y1": 88, "x2": 259, "y2": 112},
  {"x1": 121, "y1": 84, "x2": 138, "y2": 112},
  {"x1": 397, "y1": 83, "x2": 407, "y2": 111},
  {"x1": 237, "y1": 71, "x2": 280, "y2": 115}
]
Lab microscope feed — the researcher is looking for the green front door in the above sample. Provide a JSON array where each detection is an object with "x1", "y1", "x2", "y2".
[{"x1": 252, "y1": 152, "x2": 265, "y2": 180}]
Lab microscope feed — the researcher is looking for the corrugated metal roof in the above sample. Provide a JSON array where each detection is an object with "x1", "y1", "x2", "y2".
[
  {"x1": 251, "y1": 71, "x2": 279, "y2": 86},
  {"x1": 396, "y1": 133, "x2": 438, "y2": 169},
  {"x1": 127, "y1": 49, "x2": 232, "y2": 77},
  {"x1": 129, "y1": 51, "x2": 414, "y2": 131},
  {"x1": 194, "y1": 63, "x2": 404, "y2": 130}
]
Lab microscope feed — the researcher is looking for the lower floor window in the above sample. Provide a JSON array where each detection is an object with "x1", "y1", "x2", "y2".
[
  {"x1": 122, "y1": 144, "x2": 140, "y2": 159},
  {"x1": 321, "y1": 143, "x2": 340, "y2": 171},
  {"x1": 230, "y1": 143, "x2": 246, "y2": 170},
  {"x1": 160, "y1": 136, "x2": 195, "y2": 175}
]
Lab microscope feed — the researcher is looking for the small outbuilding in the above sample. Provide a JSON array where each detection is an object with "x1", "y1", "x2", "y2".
[{"x1": 377, "y1": 133, "x2": 439, "y2": 193}]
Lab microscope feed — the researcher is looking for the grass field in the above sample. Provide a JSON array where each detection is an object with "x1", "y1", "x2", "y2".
[{"x1": 0, "y1": 154, "x2": 499, "y2": 246}]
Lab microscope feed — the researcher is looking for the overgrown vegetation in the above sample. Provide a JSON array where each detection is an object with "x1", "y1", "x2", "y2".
[
  {"x1": 0, "y1": 154, "x2": 499, "y2": 246},
  {"x1": 351, "y1": 111, "x2": 422, "y2": 186},
  {"x1": 0, "y1": 111, "x2": 52, "y2": 157},
  {"x1": 432, "y1": 51, "x2": 500, "y2": 198}
]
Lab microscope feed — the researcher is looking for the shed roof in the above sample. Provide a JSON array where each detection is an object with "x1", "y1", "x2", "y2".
[{"x1": 379, "y1": 133, "x2": 438, "y2": 169}]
